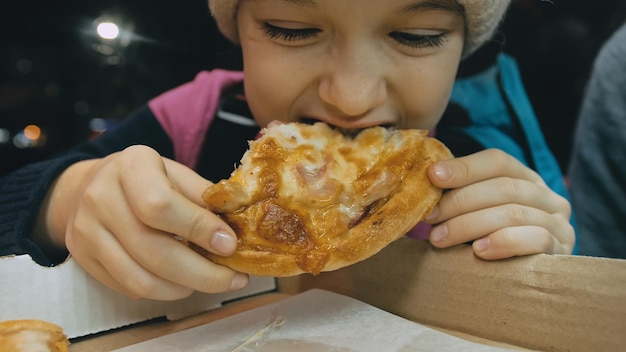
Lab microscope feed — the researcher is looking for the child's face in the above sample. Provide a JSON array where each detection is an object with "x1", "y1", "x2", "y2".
[{"x1": 237, "y1": 0, "x2": 465, "y2": 131}]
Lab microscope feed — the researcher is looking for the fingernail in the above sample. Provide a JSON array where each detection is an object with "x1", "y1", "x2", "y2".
[
  {"x1": 430, "y1": 225, "x2": 447, "y2": 243},
  {"x1": 424, "y1": 206, "x2": 439, "y2": 222},
  {"x1": 229, "y1": 273, "x2": 249, "y2": 291},
  {"x1": 433, "y1": 163, "x2": 452, "y2": 181},
  {"x1": 474, "y1": 237, "x2": 490, "y2": 251},
  {"x1": 211, "y1": 231, "x2": 237, "y2": 255}
]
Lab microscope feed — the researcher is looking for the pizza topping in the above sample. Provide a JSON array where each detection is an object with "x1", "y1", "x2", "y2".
[
  {"x1": 258, "y1": 200, "x2": 311, "y2": 247},
  {"x1": 295, "y1": 160, "x2": 343, "y2": 206},
  {"x1": 358, "y1": 169, "x2": 402, "y2": 208}
]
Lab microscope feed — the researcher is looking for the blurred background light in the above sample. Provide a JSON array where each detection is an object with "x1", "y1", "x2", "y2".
[
  {"x1": 12, "y1": 125, "x2": 47, "y2": 148},
  {"x1": 96, "y1": 22, "x2": 119, "y2": 40},
  {"x1": 16, "y1": 59, "x2": 33, "y2": 74},
  {"x1": 23, "y1": 125, "x2": 41, "y2": 141},
  {"x1": 92, "y1": 43, "x2": 115, "y2": 55},
  {"x1": 74, "y1": 101, "x2": 90, "y2": 115},
  {"x1": 13, "y1": 133, "x2": 34, "y2": 148},
  {"x1": 89, "y1": 118, "x2": 108, "y2": 133},
  {"x1": 0, "y1": 129, "x2": 10, "y2": 144}
]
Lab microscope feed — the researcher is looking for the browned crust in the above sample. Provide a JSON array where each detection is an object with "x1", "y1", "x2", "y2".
[
  {"x1": 196, "y1": 129, "x2": 453, "y2": 277},
  {"x1": 0, "y1": 319, "x2": 69, "y2": 352}
]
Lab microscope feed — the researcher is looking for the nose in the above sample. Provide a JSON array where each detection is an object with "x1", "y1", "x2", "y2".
[{"x1": 318, "y1": 44, "x2": 388, "y2": 117}]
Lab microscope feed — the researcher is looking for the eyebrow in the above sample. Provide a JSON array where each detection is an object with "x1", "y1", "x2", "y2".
[
  {"x1": 277, "y1": 0, "x2": 465, "y2": 14},
  {"x1": 399, "y1": 0, "x2": 465, "y2": 14},
  {"x1": 282, "y1": 0, "x2": 316, "y2": 6}
]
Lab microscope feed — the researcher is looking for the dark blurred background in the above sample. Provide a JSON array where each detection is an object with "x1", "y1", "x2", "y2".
[
  {"x1": 0, "y1": 0, "x2": 234, "y2": 175},
  {"x1": 1, "y1": 0, "x2": 625, "y2": 176}
]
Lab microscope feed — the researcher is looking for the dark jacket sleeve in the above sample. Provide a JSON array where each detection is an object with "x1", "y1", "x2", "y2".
[{"x1": 0, "y1": 105, "x2": 173, "y2": 266}]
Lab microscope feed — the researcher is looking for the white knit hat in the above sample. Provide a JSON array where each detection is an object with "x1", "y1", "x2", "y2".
[{"x1": 208, "y1": 0, "x2": 510, "y2": 56}]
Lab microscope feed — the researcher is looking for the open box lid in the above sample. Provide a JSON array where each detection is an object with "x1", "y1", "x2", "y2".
[{"x1": 0, "y1": 254, "x2": 276, "y2": 339}]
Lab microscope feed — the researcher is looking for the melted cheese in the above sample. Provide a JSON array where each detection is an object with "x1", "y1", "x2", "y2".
[{"x1": 266, "y1": 123, "x2": 392, "y2": 217}]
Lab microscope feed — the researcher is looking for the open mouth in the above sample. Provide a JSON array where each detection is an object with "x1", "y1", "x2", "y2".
[{"x1": 298, "y1": 118, "x2": 396, "y2": 137}]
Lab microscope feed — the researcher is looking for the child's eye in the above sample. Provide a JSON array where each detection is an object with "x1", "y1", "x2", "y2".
[
  {"x1": 262, "y1": 22, "x2": 321, "y2": 42},
  {"x1": 390, "y1": 31, "x2": 446, "y2": 49}
]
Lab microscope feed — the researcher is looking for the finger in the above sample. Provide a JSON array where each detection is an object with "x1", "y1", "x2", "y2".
[
  {"x1": 429, "y1": 204, "x2": 572, "y2": 249},
  {"x1": 472, "y1": 225, "x2": 575, "y2": 260},
  {"x1": 92, "y1": 176, "x2": 250, "y2": 294},
  {"x1": 429, "y1": 149, "x2": 545, "y2": 189},
  {"x1": 66, "y1": 216, "x2": 194, "y2": 300},
  {"x1": 424, "y1": 177, "x2": 571, "y2": 224},
  {"x1": 77, "y1": 253, "x2": 193, "y2": 301},
  {"x1": 98, "y1": 234, "x2": 199, "y2": 300},
  {"x1": 73, "y1": 254, "x2": 142, "y2": 299},
  {"x1": 116, "y1": 146, "x2": 238, "y2": 256},
  {"x1": 117, "y1": 227, "x2": 250, "y2": 294}
]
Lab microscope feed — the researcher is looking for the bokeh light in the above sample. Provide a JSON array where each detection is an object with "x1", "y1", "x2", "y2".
[
  {"x1": 23, "y1": 125, "x2": 41, "y2": 141},
  {"x1": 96, "y1": 22, "x2": 120, "y2": 40},
  {"x1": 0, "y1": 129, "x2": 9, "y2": 144}
]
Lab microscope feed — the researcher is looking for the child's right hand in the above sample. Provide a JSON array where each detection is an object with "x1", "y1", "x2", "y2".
[
  {"x1": 38, "y1": 145, "x2": 249, "y2": 300},
  {"x1": 424, "y1": 149, "x2": 575, "y2": 259}
]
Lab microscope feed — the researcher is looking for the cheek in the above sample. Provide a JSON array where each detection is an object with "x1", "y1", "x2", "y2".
[
  {"x1": 243, "y1": 71, "x2": 278, "y2": 127},
  {"x1": 241, "y1": 47, "x2": 299, "y2": 127},
  {"x1": 400, "y1": 59, "x2": 459, "y2": 129}
]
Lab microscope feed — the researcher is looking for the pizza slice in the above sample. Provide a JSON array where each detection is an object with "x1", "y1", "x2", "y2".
[
  {"x1": 0, "y1": 319, "x2": 69, "y2": 352},
  {"x1": 192, "y1": 122, "x2": 452, "y2": 277}
]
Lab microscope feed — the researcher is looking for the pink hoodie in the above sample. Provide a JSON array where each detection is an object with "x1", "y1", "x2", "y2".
[{"x1": 148, "y1": 69, "x2": 244, "y2": 170}]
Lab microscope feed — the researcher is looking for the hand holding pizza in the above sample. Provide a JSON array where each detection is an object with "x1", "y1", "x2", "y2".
[
  {"x1": 424, "y1": 148, "x2": 575, "y2": 259},
  {"x1": 40, "y1": 145, "x2": 249, "y2": 300}
]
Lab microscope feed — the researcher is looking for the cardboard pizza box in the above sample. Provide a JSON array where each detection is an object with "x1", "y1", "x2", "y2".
[
  {"x1": 5, "y1": 238, "x2": 626, "y2": 351},
  {"x1": 0, "y1": 254, "x2": 276, "y2": 339}
]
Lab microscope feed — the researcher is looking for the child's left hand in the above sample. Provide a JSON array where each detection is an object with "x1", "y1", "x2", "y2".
[{"x1": 423, "y1": 148, "x2": 575, "y2": 259}]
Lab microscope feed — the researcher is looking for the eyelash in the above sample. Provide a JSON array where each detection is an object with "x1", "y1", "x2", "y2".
[
  {"x1": 390, "y1": 32, "x2": 446, "y2": 49},
  {"x1": 262, "y1": 23, "x2": 320, "y2": 41},
  {"x1": 261, "y1": 22, "x2": 446, "y2": 49}
]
